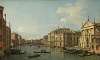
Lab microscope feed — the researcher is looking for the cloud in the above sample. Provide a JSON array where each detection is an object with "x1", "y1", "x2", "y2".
[
  {"x1": 56, "y1": 0, "x2": 100, "y2": 29},
  {"x1": 60, "y1": 18, "x2": 66, "y2": 22},
  {"x1": 16, "y1": 24, "x2": 39, "y2": 33},
  {"x1": 56, "y1": 1, "x2": 83, "y2": 27},
  {"x1": 16, "y1": 25, "x2": 42, "y2": 39}
]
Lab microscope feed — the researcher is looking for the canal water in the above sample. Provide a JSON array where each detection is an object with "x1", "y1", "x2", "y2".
[{"x1": 2, "y1": 46, "x2": 100, "y2": 60}]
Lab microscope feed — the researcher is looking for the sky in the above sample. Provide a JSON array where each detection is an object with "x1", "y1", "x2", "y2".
[{"x1": 0, "y1": 0, "x2": 100, "y2": 39}]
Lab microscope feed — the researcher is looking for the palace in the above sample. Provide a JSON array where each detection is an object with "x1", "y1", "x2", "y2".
[{"x1": 79, "y1": 18, "x2": 100, "y2": 54}]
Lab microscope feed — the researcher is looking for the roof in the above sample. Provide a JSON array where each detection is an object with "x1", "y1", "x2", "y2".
[
  {"x1": 95, "y1": 23, "x2": 100, "y2": 26},
  {"x1": 82, "y1": 20, "x2": 94, "y2": 28},
  {"x1": 52, "y1": 28, "x2": 70, "y2": 32}
]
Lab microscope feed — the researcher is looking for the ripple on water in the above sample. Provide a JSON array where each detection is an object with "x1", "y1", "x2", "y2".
[{"x1": 2, "y1": 46, "x2": 100, "y2": 60}]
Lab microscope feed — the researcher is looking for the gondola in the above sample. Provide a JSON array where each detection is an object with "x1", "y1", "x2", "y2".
[
  {"x1": 28, "y1": 54, "x2": 41, "y2": 58},
  {"x1": 33, "y1": 50, "x2": 50, "y2": 53}
]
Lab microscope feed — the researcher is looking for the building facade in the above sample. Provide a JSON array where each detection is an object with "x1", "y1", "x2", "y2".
[
  {"x1": 5, "y1": 26, "x2": 11, "y2": 53},
  {"x1": 48, "y1": 28, "x2": 68, "y2": 48},
  {"x1": 0, "y1": 5, "x2": 11, "y2": 56},
  {"x1": 31, "y1": 39, "x2": 42, "y2": 46},
  {"x1": 48, "y1": 28, "x2": 80, "y2": 48},
  {"x1": 79, "y1": 19, "x2": 100, "y2": 54},
  {"x1": 41, "y1": 35, "x2": 48, "y2": 47},
  {"x1": 64, "y1": 31, "x2": 80, "y2": 48},
  {"x1": 11, "y1": 33, "x2": 19, "y2": 47}
]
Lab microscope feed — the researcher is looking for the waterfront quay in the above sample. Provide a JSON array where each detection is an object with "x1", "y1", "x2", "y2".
[{"x1": 1, "y1": 45, "x2": 100, "y2": 60}]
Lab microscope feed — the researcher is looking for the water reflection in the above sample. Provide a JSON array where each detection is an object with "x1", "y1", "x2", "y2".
[{"x1": 2, "y1": 46, "x2": 100, "y2": 60}]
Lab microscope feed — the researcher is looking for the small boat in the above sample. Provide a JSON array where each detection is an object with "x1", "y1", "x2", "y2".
[
  {"x1": 33, "y1": 51, "x2": 50, "y2": 53},
  {"x1": 78, "y1": 54, "x2": 85, "y2": 57},
  {"x1": 78, "y1": 52, "x2": 91, "y2": 57},
  {"x1": 96, "y1": 53, "x2": 100, "y2": 56},
  {"x1": 10, "y1": 49, "x2": 21, "y2": 55},
  {"x1": 33, "y1": 50, "x2": 50, "y2": 53},
  {"x1": 33, "y1": 51, "x2": 41, "y2": 53},
  {"x1": 28, "y1": 54, "x2": 41, "y2": 58},
  {"x1": 20, "y1": 50, "x2": 25, "y2": 54},
  {"x1": 85, "y1": 53, "x2": 91, "y2": 56}
]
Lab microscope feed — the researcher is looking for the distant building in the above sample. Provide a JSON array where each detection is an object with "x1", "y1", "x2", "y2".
[
  {"x1": 32, "y1": 39, "x2": 42, "y2": 46},
  {"x1": 26, "y1": 40, "x2": 33, "y2": 45},
  {"x1": 48, "y1": 28, "x2": 67, "y2": 48},
  {"x1": 64, "y1": 31, "x2": 81, "y2": 48},
  {"x1": 48, "y1": 28, "x2": 80, "y2": 48},
  {"x1": 73, "y1": 31, "x2": 81, "y2": 47},
  {"x1": 18, "y1": 35, "x2": 23, "y2": 45},
  {"x1": 20, "y1": 39, "x2": 26, "y2": 45},
  {"x1": 11, "y1": 33, "x2": 19, "y2": 47},
  {"x1": 79, "y1": 18, "x2": 100, "y2": 54},
  {"x1": 41, "y1": 35, "x2": 48, "y2": 47}
]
